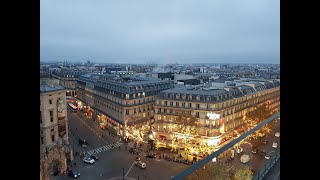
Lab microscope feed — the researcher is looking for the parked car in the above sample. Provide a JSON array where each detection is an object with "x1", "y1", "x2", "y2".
[
  {"x1": 68, "y1": 169, "x2": 80, "y2": 178},
  {"x1": 129, "y1": 148, "x2": 141, "y2": 155},
  {"x1": 145, "y1": 153, "x2": 156, "y2": 158},
  {"x1": 79, "y1": 139, "x2": 88, "y2": 148},
  {"x1": 252, "y1": 149, "x2": 257, "y2": 154},
  {"x1": 135, "y1": 157, "x2": 141, "y2": 161},
  {"x1": 91, "y1": 155, "x2": 99, "y2": 160},
  {"x1": 83, "y1": 156, "x2": 95, "y2": 164},
  {"x1": 240, "y1": 154, "x2": 250, "y2": 164},
  {"x1": 275, "y1": 132, "x2": 280, "y2": 137},
  {"x1": 264, "y1": 154, "x2": 271, "y2": 159},
  {"x1": 134, "y1": 161, "x2": 146, "y2": 169},
  {"x1": 272, "y1": 142, "x2": 278, "y2": 148}
]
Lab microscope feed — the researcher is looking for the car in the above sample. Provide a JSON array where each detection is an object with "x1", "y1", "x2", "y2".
[
  {"x1": 264, "y1": 154, "x2": 271, "y2": 159},
  {"x1": 68, "y1": 169, "x2": 80, "y2": 178},
  {"x1": 135, "y1": 157, "x2": 141, "y2": 161},
  {"x1": 134, "y1": 161, "x2": 146, "y2": 169},
  {"x1": 272, "y1": 142, "x2": 278, "y2": 148},
  {"x1": 83, "y1": 156, "x2": 95, "y2": 164},
  {"x1": 145, "y1": 153, "x2": 156, "y2": 158},
  {"x1": 252, "y1": 149, "x2": 257, "y2": 154},
  {"x1": 79, "y1": 139, "x2": 88, "y2": 148},
  {"x1": 129, "y1": 148, "x2": 141, "y2": 155},
  {"x1": 262, "y1": 140, "x2": 268, "y2": 145},
  {"x1": 275, "y1": 132, "x2": 280, "y2": 137},
  {"x1": 90, "y1": 155, "x2": 99, "y2": 160}
]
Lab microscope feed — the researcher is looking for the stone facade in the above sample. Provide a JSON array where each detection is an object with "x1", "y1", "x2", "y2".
[
  {"x1": 40, "y1": 79, "x2": 72, "y2": 180},
  {"x1": 40, "y1": 144, "x2": 68, "y2": 180}
]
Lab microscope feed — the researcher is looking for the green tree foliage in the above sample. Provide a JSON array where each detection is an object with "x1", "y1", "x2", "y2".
[
  {"x1": 246, "y1": 103, "x2": 270, "y2": 123},
  {"x1": 185, "y1": 162, "x2": 230, "y2": 180},
  {"x1": 232, "y1": 164, "x2": 253, "y2": 180}
]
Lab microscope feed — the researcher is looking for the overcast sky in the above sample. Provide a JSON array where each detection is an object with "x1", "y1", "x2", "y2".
[{"x1": 40, "y1": 0, "x2": 280, "y2": 64}]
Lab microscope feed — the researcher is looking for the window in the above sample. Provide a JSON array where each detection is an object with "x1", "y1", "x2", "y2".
[
  {"x1": 206, "y1": 104, "x2": 210, "y2": 110},
  {"x1": 165, "y1": 101, "x2": 168, "y2": 106},
  {"x1": 126, "y1": 109, "x2": 129, "y2": 115},
  {"x1": 206, "y1": 96, "x2": 211, "y2": 101},
  {"x1": 188, "y1": 103, "x2": 192, "y2": 108},
  {"x1": 196, "y1": 112, "x2": 200, "y2": 118},
  {"x1": 51, "y1": 135, "x2": 55, "y2": 142},
  {"x1": 170, "y1": 109, "x2": 173, "y2": 114},
  {"x1": 50, "y1": 110, "x2": 54, "y2": 122},
  {"x1": 138, "y1": 93, "x2": 140, "y2": 97},
  {"x1": 196, "y1": 104, "x2": 200, "y2": 109},
  {"x1": 176, "y1": 102, "x2": 179, "y2": 107},
  {"x1": 142, "y1": 92, "x2": 145, "y2": 97},
  {"x1": 164, "y1": 109, "x2": 167, "y2": 113},
  {"x1": 133, "y1": 94, "x2": 136, "y2": 98},
  {"x1": 170, "y1": 101, "x2": 173, "y2": 106},
  {"x1": 157, "y1": 115, "x2": 162, "y2": 120},
  {"x1": 41, "y1": 137, "x2": 44, "y2": 145},
  {"x1": 182, "y1": 102, "x2": 185, "y2": 107},
  {"x1": 176, "y1": 94, "x2": 180, "y2": 99},
  {"x1": 188, "y1": 95, "x2": 192, "y2": 100},
  {"x1": 134, "y1": 108, "x2": 137, "y2": 114},
  {"x1": 51, "y1": 128, "x2": 54, "y2": 132},
  {"x1": 126, "y1": 94, "x2": 129, "y2": 99},
  {"x1": 182, "y1": 95, "x2": 186, "y2": 99},
  {"x1": 49, "y1": 99, "x2": 52, "y2": 104},
  {"x1": 40, "y1": 111, "x2": 42, "y2": 124},
  {"x1": 196, "y1": 96, "x2": 200, "y2": 101}
]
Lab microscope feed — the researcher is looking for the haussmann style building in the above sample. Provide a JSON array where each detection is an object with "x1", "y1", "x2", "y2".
[
  {"x1": 75, "y1": 73, "x2": 173, "y2": 141},
  {"x1": 153, "y1": 79, "x2": 280, "y2": 157},
  {"x1": 40, "y1": 78, "x2": 72, "y2": 180}
]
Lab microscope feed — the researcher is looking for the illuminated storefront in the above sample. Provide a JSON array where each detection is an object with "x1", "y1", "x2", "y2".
[{"x1": 154, "y1": 80, "x2": 280, "y2": 156}]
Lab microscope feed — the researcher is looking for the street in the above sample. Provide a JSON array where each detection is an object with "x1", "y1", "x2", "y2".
[
  {"x1": 54, "y1": 109, "x2": 279, "y2": 180},
  {"x1": 53, "y1": 109, "x2": 189, "y2": 180}
]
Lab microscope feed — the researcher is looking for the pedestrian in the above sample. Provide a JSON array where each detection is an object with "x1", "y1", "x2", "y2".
[
  {"x1": 119, "y1": 146, "x2": 121, "y2": 150},
  {"x1": 74, "y1": 162, "x2": 76, "y2": 166},
  {"x1": 163, "y1": 154, "x2": 164, "y2": 158}
]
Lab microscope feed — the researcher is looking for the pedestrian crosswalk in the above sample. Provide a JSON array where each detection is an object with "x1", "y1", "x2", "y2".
[{"x1": 86, "y1": 142, "x2": 123, "y2": 155}]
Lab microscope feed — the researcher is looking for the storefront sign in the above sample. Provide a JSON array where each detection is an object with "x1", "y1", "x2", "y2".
[{"x1": 207, "y1": 112, "x2": 220, "y2": 120}]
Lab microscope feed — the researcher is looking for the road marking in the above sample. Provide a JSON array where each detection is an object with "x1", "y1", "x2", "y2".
[
  {"x1": 73, "y1": 113, "x2": 110, "y2": 144},
  {"x1": 125, "y1": 162, "x2": 135, "y2": 177}
]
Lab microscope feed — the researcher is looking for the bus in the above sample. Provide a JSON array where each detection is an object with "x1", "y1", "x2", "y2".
[{"x1": 68, "y1": 103, "x2": 78, "y2": 112}]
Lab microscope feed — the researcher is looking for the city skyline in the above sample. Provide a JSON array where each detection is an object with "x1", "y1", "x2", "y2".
[{"x1": 41, "y1": 0, "x2": 280, "y2": 64}]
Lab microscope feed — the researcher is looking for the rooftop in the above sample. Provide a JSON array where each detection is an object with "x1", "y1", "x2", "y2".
[{"x1": 40, "y1": 84, "x2": 65, "y2": 93}]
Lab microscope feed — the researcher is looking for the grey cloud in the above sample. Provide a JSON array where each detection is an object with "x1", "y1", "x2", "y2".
[{"x1": 40, "y1": 0, "x2": 279, "y2": 64}]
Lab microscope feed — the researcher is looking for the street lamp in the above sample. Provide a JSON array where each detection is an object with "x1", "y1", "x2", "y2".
[{"x1": 122, "y1": 168, "x2": 124, "y2": 179}]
